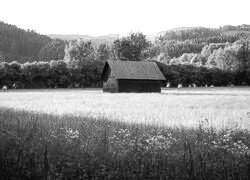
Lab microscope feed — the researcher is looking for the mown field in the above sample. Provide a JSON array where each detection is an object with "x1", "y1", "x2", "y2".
[
  {"x1": 0, "y1": 87, "x2": 250, "y2": 129},
  {"x1": 1, "y1": 87, "x2": 250, "y2": 179}
]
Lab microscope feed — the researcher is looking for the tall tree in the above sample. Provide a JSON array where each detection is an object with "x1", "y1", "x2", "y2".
[
  {"x1": 96, "y1": 43, "x2": 110, "y2": 61},
  {"x1": 38, "y1": 39, "x2": 65, "y2": 61},
  {"x1": 113, "y1": 32, "x2": 151, "y2": 61},
  {"x1": 236, "y1": 39, "x2": 250, "y2": 82},
  {"x1": 64, "y1": 40, "x2": 95, "y2": 62}
]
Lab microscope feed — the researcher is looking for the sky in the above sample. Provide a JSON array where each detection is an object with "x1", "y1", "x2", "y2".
[{"x1": 0, "y1": 0, "x2": 250, "y2": 37}]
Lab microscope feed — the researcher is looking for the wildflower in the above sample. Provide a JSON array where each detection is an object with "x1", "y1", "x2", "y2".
[{"x1": 65, "y1": 128, "x2": 80, "y2": 139}]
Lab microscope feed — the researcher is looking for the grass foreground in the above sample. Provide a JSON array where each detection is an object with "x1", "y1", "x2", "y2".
[{"x1": 1, "y1": 108, "x2": 250, "y2": 180}]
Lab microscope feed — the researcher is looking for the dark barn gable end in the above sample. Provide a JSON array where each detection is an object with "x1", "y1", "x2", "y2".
[{"x1": 101, "y1": 60, "x2": 166, "y2": 93}]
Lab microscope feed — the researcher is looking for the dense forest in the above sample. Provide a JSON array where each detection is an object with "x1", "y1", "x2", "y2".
[
  {"x1": 0, "y1": 21, "x2": 65, "y2": 63},
  {"x1": 1, "y1": 21, "x2": 250, "y2": 88}
]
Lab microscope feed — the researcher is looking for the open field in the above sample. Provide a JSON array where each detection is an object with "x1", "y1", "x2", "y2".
[
  {"x1": 1, "y1": 87, "x2": 250, "y2": 129},
  {"x1": 1, "y1": 87, "x2": 250, "y2": 179}
]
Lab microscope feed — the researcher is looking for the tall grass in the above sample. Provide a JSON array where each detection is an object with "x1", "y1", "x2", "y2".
[{"x1": 0, "y1": 108, "x2": 250, "y2": 179}]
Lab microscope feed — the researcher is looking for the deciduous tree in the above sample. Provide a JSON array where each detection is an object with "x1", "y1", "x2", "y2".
[{"x1": 113, "y1": 32, "x2": 151, "y2": 61}]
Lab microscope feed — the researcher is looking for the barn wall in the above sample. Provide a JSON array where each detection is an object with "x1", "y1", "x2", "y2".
[
  {"x1": 117, "y1": 80, "x2": 161, "y2": 92},
  {"x1": 103, "y1": 70, "x2": 118, "y2": 92}
]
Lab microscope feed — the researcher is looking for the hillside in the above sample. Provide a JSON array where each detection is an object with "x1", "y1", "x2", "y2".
[
  {"x1": 0, "y1": 21, "x2": 52, "y2": 63},
  {"x1": 1, "y1": 21, "x2": 250, "y2": 65},
  {"x1": 156, "y1": 27, "x2": 203, "y2": 36},
  {"x1": 159, "y1": 24, "x2": 250, "y2": 41},
  {"x1": 49, "y1": 34, "x2": 119, "y2": 45}
]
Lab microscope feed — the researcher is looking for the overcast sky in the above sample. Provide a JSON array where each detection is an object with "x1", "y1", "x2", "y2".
[{"x1": 0, "y1": 0, "x2": 249, "y2": 36}]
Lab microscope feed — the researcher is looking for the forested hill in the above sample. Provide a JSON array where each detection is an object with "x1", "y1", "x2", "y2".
[
  {"x1": 151, "y1": 24, "x2": 250, "y2": 64},
  {"x1": 1, "y1": 20, "x2": 250, "y2": 65},
  {"x1": 49, "y1": 34, "x2": 119, "y2": 45},
  {"x1": 158, "y1": 25, "x2": 250, "y2": 41},
  {"x1": 0, "y1": 21, "x2": 65, "y2": 63}
]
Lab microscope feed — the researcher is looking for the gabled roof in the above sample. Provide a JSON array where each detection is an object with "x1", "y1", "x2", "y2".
[{"x1": 101, "y1": 60, "x2": 166, "y2": 80}]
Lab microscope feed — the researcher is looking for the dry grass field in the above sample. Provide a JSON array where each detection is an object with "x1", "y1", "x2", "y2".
[
  {"x1": 1, "y1": 87, "x2": 250, "y2": 129},
  {"x1": 1, "y1": 87, "x2": 250, "y2": 179}
]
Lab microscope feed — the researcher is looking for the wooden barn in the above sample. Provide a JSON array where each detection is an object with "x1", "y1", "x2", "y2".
[{"x1": 101, "y1": 60, "x2": 166, "y2": 93}]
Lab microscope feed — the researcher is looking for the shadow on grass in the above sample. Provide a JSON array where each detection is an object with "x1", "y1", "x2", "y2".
[{"x1": 0, "y1": 107, "x2": 250, "y2": 180}]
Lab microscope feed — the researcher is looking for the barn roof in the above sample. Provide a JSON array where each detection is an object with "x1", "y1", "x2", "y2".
[{"x1": 101, "y1": 60, "x2": 166, "y2": 80}]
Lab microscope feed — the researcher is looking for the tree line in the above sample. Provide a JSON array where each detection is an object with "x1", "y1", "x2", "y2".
[
  {"x1": 0, "y1": 60, "x2": 104, "y2": 89},
  {"x1": 1, "y1": 22, "x2": 250, "y2": 88},
  {"x1": 0, "y1": 58, "x2": 247, "y2": 89}
]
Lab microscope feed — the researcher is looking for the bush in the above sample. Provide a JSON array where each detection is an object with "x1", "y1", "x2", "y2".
[
  {"x1": 0, "y1": 60, "x2": 105, "y2": 89},
  {"x1": 155, "y1": 61, "x2": 238, "y2": 87}
]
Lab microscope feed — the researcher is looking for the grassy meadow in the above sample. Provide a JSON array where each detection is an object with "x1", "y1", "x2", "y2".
[
  {"x1": 0, "y1": 87, "x2": 250, "y2": 129},
  {"x1": 1, "y1": 87, "x2": 250, "y2": 179}
]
